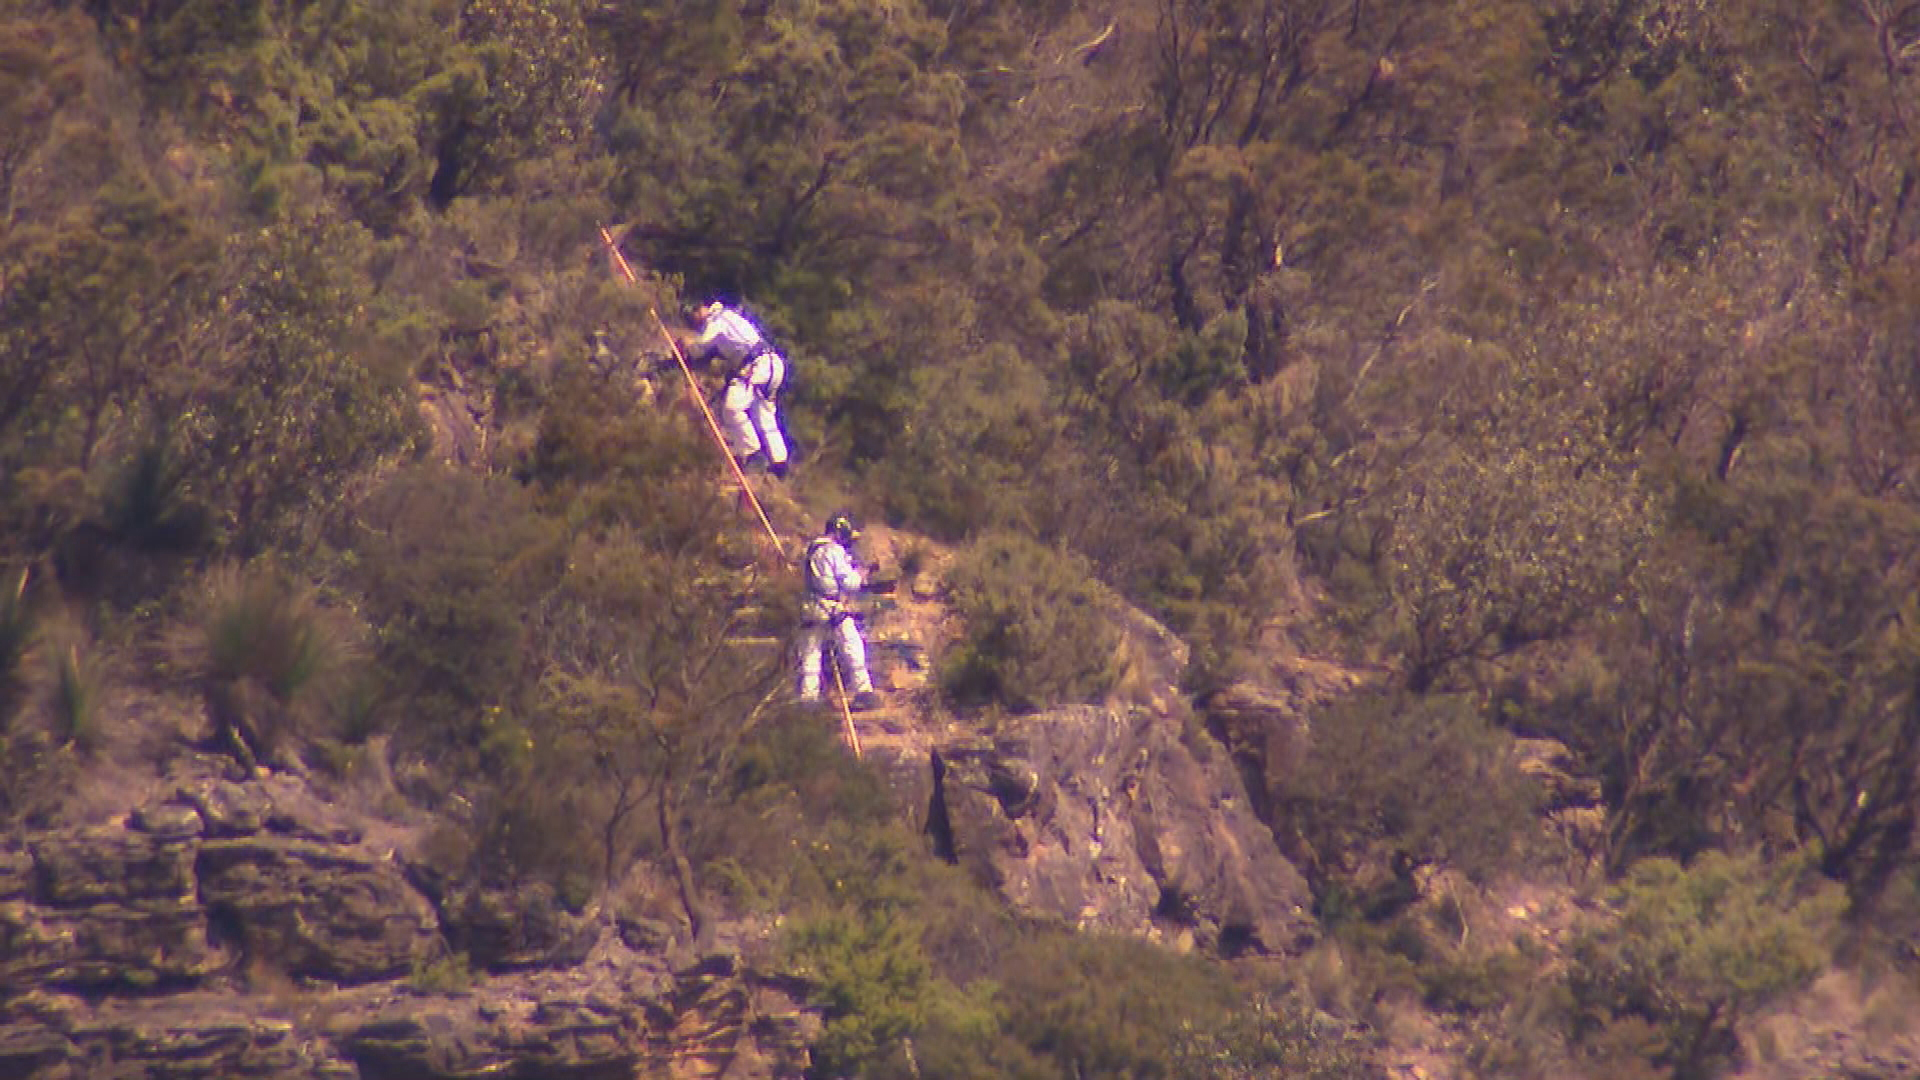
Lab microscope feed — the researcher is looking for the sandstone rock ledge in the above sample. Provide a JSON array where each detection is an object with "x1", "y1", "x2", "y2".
[{"x1": 0, "y1": 781, "x2": 819, "y2": 1080}]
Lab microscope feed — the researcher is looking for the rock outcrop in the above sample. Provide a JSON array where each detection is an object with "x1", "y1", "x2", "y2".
[
  {"x1": 0, "y1": 775, "x2": 820, "y2": 1080},
  {"x1": 1, "y1": 514, "x2": 1339, "y2": 1078},
  {"x1": 854, "y1": 524, "x2": 1321, "y2": 959},
  {"x1": 903, "y1": 703, "x2": 1315, "y2": 956}
]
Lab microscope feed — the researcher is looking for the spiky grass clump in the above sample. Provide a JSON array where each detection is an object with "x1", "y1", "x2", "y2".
[
  {"x1": 0, "y1": 569, "x2": 32, "y2": 724},
  {"x1": 103, "y1": 440, "x2": 207, "y2": 554},
  {"x1": 187, "y1": 563, "x2": 357, "y2": 767},
  {"x1": 51, "y1": 641, "x2": 101, "y2": 752},
  {"x1": 201, "y1": 565, "x2": 334, "y2": 702}
]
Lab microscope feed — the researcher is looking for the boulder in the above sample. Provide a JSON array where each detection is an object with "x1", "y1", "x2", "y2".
[
  {"x1": 0, "y1": 769, "x2": 822, "y2": 1080},
  {"x1": 343, "y1": 991, "x2": 643, "y2": 1080},
  {"x1": 22, "y1": 995, "x2": 360, "y2": 1079},
  {"x1": 930, "y1": 704, "x2": 1315, "y2": 955},
  {"x1": 179, "y1": 780, "x2": 272, "y2": 837},
  {"x1": 336, "y1": 950, "x2": 810, "y2": 1080},
  {"x1": 0, "y1": 1016, "x2": 73, "y2": 1078},
  {"x1": 439, "y1": 883, "x2": 596, "y2": 973},
  {"x1": 0, "y1": 848, "x2": 33, "y2": 901},
  {"x1": 0, "y1": 897, "x2": 222, "y2": 991},
  {"x1": 129, "y1": 802, "x2": 207, "y2": 842},
  {"x1": 196, "y1": 838, "x2": 439, "y2": 984},
  {"x1": 31, "y1": 826, "x2": 198, "y2": 908},
  {"x1": 4, "y1": 826, "x2": 222, "y2": 993}
]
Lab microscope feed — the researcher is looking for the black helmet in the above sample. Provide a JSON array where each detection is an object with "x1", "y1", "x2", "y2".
[{"x1": 825, "y1": 512, "x2": 858, "y2": 548}]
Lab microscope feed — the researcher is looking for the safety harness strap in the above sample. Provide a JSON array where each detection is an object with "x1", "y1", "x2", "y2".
[{"x1": 804, "y1": 538, "x2": 835, "y2": 598}]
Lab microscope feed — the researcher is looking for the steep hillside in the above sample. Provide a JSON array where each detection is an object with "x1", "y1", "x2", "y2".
[
  {"x1": 0, "y1": 513, "x2": 1355, "y2": 1078},
  {"x1": 12, "y1": 2, "x2": 1920, "y2": 1078}
]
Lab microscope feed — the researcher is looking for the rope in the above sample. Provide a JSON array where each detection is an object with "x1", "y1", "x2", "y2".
[
  {"x1": 832, "y1": 657, "x2": 862, "y2": 759},
  {"x1": 599, "y1": 226, "x2": 863, "y2": 758},
  {"x1": 599, "y1": 228, "x2": 784, "y2": 550}
]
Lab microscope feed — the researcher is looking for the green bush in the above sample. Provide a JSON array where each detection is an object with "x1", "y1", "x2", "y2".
[
  {"x1": 465, "y1": 745, "x2": 601, "y2": 901},
  {"x1": 875, "y1": 343, "x2": 1065, "y2": 542},
  {"x1": 348, "y1": 464, "x2": 563, "y2": 772},
  {"x1": 407, "y1": 950, "x2": 475, "y2": 994},
  {"x1": 518, "y1": 356, "x2": 726, "y2": 534},
  {"x1": 785, "y1": 892, "x2": 1375, "y2": 1080},
  {"x1": 1386, "y1": 448, "x2": 1653, "y2": 691},
  {"x1": 1564, "y1": 851, "x2": 1845, "y2": 1080},
  {"x1": 1274, "y1": 691, "x2": 1539, "y2": 898},
  {"x1": 940, "y1": 531, "x2": 1122, "y2": 712},
  {"x1": 1419, "y1": 941, "x2": 1539, "y2": 1016},
  {"x1": 787, "y1": 907, "x2": 937, "y2": 1075},
  {"x1": 994, "y1": 933, "x2": 1371, "y2": 1080}
]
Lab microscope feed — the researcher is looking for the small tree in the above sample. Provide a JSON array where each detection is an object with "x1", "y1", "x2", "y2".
[
  {"x1": 1273, "y1": 691, "x2": 1538, "y2": 908},
  {"x1": 532, "y1": 511, "x2": 790, "y2": 936}
]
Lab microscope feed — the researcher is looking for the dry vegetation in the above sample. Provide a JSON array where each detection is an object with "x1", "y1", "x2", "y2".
[{"x1": 6, "y1": 0, "x2": 1920, "y2": 1076}]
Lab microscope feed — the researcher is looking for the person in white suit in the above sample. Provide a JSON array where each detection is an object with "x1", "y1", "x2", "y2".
[
  {"x1": 684, "y1": 300, "x2": 790, "y2": 478},
  {"x1": 799, "y1": 512, "x2": 880, "y2": 710}
]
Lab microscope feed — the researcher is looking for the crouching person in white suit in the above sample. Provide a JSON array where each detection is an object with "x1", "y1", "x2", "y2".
[{"x1": 685, "y1": 299, "x2": 790, "y2": 478}]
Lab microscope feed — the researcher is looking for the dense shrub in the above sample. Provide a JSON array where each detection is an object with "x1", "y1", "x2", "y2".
[
  {"x1": 874, "y1": 343, "x2": 1065, "y2": 542},
  {"x1": 1387, "y1": 449, "x2": 1653, "y2": 691},
  {"x1": 1564, "y1": 852, "x2": 1844, "y2": 1080},
  {"x1": 787, "y1": 907, "x2": 938, "y2": 1075},
  {"x1": 348, "y1": 465, "x2": 564, "y2": 773},
  {"x1": 1274, "y1": 691, "x2": 1540, "y2": 901},
  {"x1": 940, "y1": 531, "x2": 1122, "y2": 712},
  {"x1": 992, "y1": 933, "x2": 1372, "y2": 1080},
  {"x1": 786, "y1": 881, "x2": 1374, "y2": 1080}
]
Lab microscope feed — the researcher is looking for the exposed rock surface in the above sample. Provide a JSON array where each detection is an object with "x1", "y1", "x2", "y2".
[
  {"x1": 849, "y1": 524, "x2": 1321, "y2": 958},
  {"x1": 3, "y1": 516, "x2": 1338, "y2": 1078},
  {"x1": 910, "y1": 704, "x2": 1316, "y2": 955},
  {"x1": 1733, "y1": 972, "x2": 1920, "y2": 1080},
  {"x1": 7, "y1": 824, "x2": 223, "y2": 992},
  {"x1": 435, "y1": 881, "x2": 598, "y2": 974},
  {"x1": 196, "y1": 837, "x2": 440, "y2": 984},
  {"x1": 0, "y1": 775, "x2": 820, "y2": 1080}
]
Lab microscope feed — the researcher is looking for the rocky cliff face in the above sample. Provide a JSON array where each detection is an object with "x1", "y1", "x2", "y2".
[
  {"x1": 0, "y1": 767, "x2": 819, "y2": 1080},
  {"x1": 908, "y1": 703, "x2": 1316, "y2": 956},
  {"x1": 856, "y1": 525, "x2": 1319, "y2": 960},
  {"x1": 0, "y1": 519, "x2": 1331, "y2": 1079}
]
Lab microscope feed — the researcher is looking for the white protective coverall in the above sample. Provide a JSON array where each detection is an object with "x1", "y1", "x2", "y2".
[
  {"x1": 689, "y1": 304, "x2": 789, "y2": 473},
  {"x1": 799, "y1": 535, "x2": 875, "y2": 702}
]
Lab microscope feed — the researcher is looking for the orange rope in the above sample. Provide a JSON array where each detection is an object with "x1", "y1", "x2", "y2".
[
  {"x1": 598, "y1": 227, "x2": 782, "y2": 553},
  {"x1": 832, "y1": 660, "x2": 862, "y2": 759},
  {"x1": 599, "y1": 226, "x2": 863, "y2": 758}
]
